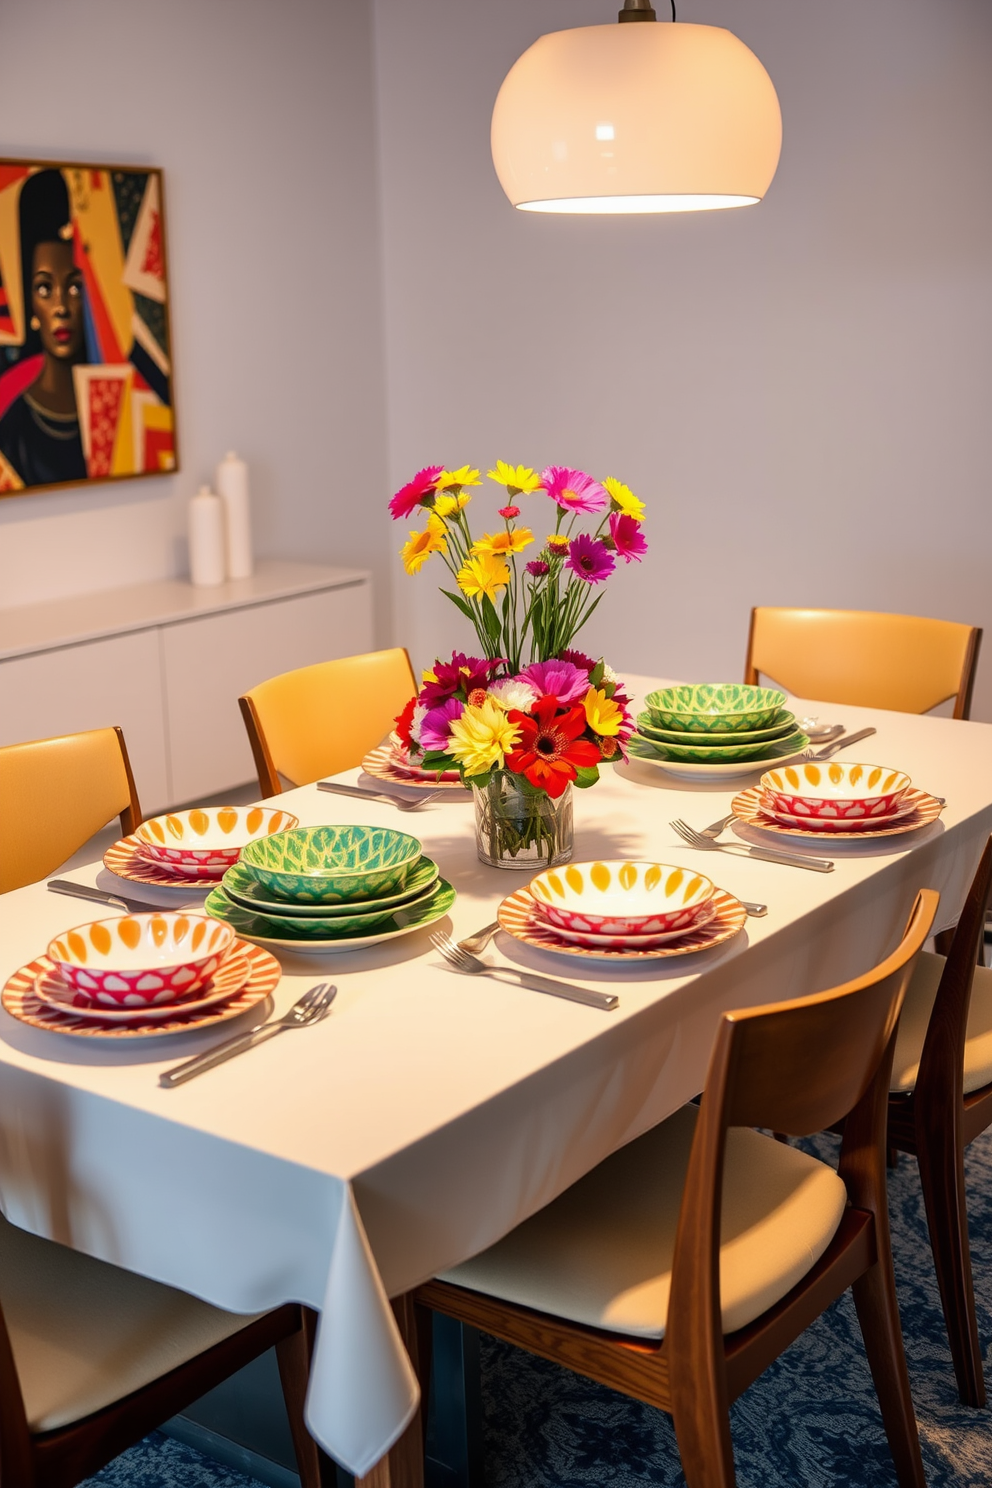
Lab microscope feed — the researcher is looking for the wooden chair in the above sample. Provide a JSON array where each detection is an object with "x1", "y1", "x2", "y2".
[
  {"x1": 0, "y1": 727, "x2": 142, "y2": 894},
  {"x1": 888, "y1": 836, "x2": 992, "y2": 1407},
  {"x1": 239, "y1": 648, "x2": 417, "y2": 797},
  {"x1": 416, "y1": 889, "x2": 939, "y2": 1488},
  {"x1": 743, "y1": 607, "x2": 982, "y2": 718},
  {"x1": 0, "y1": 1212, "x2": 327, "y2": 1486}
]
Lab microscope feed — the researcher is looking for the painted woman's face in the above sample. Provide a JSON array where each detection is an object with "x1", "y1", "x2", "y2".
[{"x1": 31, "y1": 240, "x2": 85, "y2": 361}]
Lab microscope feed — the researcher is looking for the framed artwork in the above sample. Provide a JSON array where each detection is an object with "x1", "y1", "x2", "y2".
[{"x1": 0, "y1": 159, "x2": 177, "y2": 497}]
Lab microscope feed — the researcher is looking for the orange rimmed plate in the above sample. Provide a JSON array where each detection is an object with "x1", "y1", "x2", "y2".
[
  {"x1": 362, "y1": 738, "x2": 465, "y2": 791},
  {"x1": 732, "y1": 786, "x2": 943, "y2": 842},
  {"x1": 33, "y1": 952, "x2": 251, "y2": 1023},
  {"x1": 104, "y1": 834, "x2": 216, "y2": 890},
  {"x1": 2, "y1": 941, "x2": 279, "y2": 1040},
  {"x1": 497, "y1": 886, "x2": 746, "y2": 961}
]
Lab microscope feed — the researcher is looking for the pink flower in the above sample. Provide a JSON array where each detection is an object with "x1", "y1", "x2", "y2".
[
  {"x1": 539, "y1": 466, "x2": 609, "y2": 515},
  {"x1": 498, "y1": 505, "x2": 520, "y2": 519},
  {"x1": 388, "y1": 465, "x2": 443, "y2": 521},
  {"x1": 419, "y1": 696, "x2": 464, "y2": 752},
  {"x1": 419, "y1": 652, "x2": 503, "y2": 708},
  {"x1": 525, "y1": 559, "x2": 549, "y2": 577},
  {"x1": 566, "y1": 534, "x2": 615, "y2": 584},
  {"x1": 518, "y1": 659, "x2": 589, "y2": 706},
  {"x1": 609, "y1": 511, "x2": 648, "y2": 563}
]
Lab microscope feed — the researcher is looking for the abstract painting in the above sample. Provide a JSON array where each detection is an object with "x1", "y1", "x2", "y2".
[{"x1": 0, "y1": 160, "x2": 176, "y2": 496}]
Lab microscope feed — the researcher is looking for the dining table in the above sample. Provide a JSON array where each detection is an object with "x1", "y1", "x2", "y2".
[{"x1": 0, "y1": 676, "x2": 990, "y2": 1487}]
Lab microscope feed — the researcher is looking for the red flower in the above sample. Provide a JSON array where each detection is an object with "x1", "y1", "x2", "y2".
[
  {"x1": 388, "y1": 465, "x2": 443, "y2": 521},
  {"x1": 393, "y1": 695, "x2": 417, "y2": 748},
  {"x1": 505, "y1": 696, "x2": 600, "y2": 798}
]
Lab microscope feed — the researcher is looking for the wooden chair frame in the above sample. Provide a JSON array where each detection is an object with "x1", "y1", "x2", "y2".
[
  {"x1": 888, "y1": 837, "x2": 992, "y2": 1407},
  {"x1": 743, "y1": 607, "x2": 982, "y2": 720},
  {"x1": 110, "y1": 724, "x2": 142, "y2": 838},
  {"x1": 416, "y1": 890, "x2": 938, "y2": 1488},
  {"x1": 0, "y1": 1296, "x2": 329, "y2": 1488}
]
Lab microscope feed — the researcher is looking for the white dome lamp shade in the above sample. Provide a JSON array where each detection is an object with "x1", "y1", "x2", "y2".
[{"x1": 491, "y1": 0, "x2": 782, "y2": 214}]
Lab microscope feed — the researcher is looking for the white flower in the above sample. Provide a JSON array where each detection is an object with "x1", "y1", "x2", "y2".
[
  {"x1": 487, "y1": 678, "x2": 540, "y2": 712},
  {"x1": 601, "y1": 662, "x2": 619, "y2": 686},
  {"x1": 409, "y1": 704, "x2": 427, "y2": 745}
]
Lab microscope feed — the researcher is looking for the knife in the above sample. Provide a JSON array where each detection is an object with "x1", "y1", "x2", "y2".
[
  {"x1": 48, "y1": 879, "x2": 202, "y2": 914},
  {"x1": 809, "y1": 726, "x2": 877, "y2": 760}
]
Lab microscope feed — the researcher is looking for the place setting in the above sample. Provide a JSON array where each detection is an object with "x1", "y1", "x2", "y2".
[
  {"x1": 102, "y1": 804, "x2": 301, "y2": 890},
  {"x1": 361, "y1": 731, "x2": 468, "y2": 794},
  {"x1": 627, "y1": 683, "x2": 811, "y2": 782},
  {"x1": 731, "y1": 759, "x2": 945, "y2": 844},
  {"x1": 202, "y1": 824, "x2": 456, "y2": 954},
  {"x1": 1, "y1": 909, "x2": 281, "y2": 1042}
]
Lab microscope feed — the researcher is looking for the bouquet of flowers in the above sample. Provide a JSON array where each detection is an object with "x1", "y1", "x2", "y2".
[{"x1": 387, "y1": 461, "x2": 647, "y2": 865}]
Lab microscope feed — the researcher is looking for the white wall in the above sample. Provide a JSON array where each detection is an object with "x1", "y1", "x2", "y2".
[
  {"x1": 372, "y1": 0, "x2": 992, "y2": 718},
  {"x1": 0, "y1": 0, "x2": 393, "y2": 640}
]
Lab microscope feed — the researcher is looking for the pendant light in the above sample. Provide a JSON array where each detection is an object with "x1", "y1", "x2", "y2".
[{"x1": 491, "y1": 1, "x2": 782, "y2": 214}]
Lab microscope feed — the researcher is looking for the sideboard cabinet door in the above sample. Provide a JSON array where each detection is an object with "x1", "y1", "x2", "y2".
[
  {"x1": 0, "y1": 630, "x2": 170, "y2": 812},
  {"x1": 161, "y1": 582, "x2": 373, "y2": 803}
]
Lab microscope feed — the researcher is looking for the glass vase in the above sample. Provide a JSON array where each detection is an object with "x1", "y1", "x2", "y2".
[{"x1": 472, "y1": 772, "x2": 573, "y2": 870}]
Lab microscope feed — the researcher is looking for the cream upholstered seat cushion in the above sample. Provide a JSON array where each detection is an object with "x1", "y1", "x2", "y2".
[
  {"x1": 0, "y1": 1213, "x2": 267, "y2": 1433},
  {"x1": 440, "y1": 1104, "x2": 847, "y2": 1339},
  {"x1": 891, "y1": 950, "x2": 992, "y2": 1095}
]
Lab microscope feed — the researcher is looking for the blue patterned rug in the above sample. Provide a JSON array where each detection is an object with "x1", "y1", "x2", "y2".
[{"x1": 83, "y1": 1131, "x2": 991, "y2": 1486}]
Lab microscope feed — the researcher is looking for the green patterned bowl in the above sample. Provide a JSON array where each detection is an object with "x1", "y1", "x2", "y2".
[
  {"x1": 221, "y1": 856, "x2": 439, "y2": 919},
  {"x1": 635, "y1": 709, "x2": 796, "y2": 746},
  {"x1": 644, "y1": 684, "x2": 787, "y2": 734},
  {"x1": 240, "y1": 825, "x2": 423, "y2": 905},
  {"x1": 632, "y1": 727, "x2": 809, "y2": 763}
]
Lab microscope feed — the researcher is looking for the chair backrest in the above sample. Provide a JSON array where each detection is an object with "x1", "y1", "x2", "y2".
[
  {"x1": 667, "y1": 887, "x2": 938, "y2": 1379},
  {"x1": 0, "y1": 726, "x2": 142, "y2": 893},
  {"x1": 744, "y1": 607, "x2": 982, "y2": 718},
  {"x1": 916, "y1": 837, "x2": 992, "y2": 1108},
  {"x1": 239, "y1": 648, "x2": 417, "y2": 796}
]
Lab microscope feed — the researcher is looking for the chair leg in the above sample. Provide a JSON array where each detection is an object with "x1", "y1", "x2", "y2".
[
  {"x1": 851, "y1": 1261, "x2": 926, "y2": 1488},
  {"x1": 276, "y1": 1309, "x2": 333, "y2": 1488},
  {"x1": 916, "y1": 1120, "x2": 986, "y2": 1406},
  {"x1": 669, "y1": 1372, "x2": 736, "y2": 1488}
]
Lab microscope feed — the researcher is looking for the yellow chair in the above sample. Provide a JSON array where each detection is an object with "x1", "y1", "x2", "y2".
[
  {"x1": 0, "y1": 727, "x2": 142, "y2": 895},
  {"x1": 743, "y1": 607, "x2": 982, "y2": 718},
  {"x1": 239, "y1": 647, "x2": 417, "y2": 797}
]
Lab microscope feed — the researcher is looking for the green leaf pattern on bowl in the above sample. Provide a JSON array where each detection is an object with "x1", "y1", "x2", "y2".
[
  {"x1": 632, "y1": 727, "x2": 809, "y2": 763},
  {"x1": 222, "y1": 856, "x2": 439, "y2": 919},
  {"x1": 240, "y1": 825, "x2": 422, "y2": 904},
  {"x1": 644, "y1": 683, "x2": 787, "y2": 733}
]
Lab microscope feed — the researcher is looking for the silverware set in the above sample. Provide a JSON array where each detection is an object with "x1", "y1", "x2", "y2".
[{"x1": 160, "y1": 982, "x2": 337, "y2": 1086}]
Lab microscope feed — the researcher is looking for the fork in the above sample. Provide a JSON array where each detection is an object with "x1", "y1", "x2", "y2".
[
  {"x1": 317, "y1": 781, "x2": 440, "y2": 812},
  {"x1": 159, "y1": 982, "x2": 337, "y2": 1086},
  {"x1": 671, "y1": 819, "x2": 834, "y2": 872},
  {"x1": 431, "y1": 932, "x2": 618, "y2": 1010}
]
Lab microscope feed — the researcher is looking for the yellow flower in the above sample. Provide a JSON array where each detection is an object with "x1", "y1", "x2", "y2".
[
  {"x1": 583, "y1": 686, "x2": 623, "y2": 737},
  {"x1": 448, "y1": 698, "x2": 521, "y2": 777},
  {"x1": 433, "y1": 490, "x2": 472, "y2": 518},
  {"x1": 401, "y1": 513, "x2": 447, "y2": 575},
  {"x1": 456, "y1": 551, "x2": 511, "y2": 601},
  {"x1": 471, "y1": 527, "x2": 534, "y2": 558},
  {"x1": 434, "y1": 465, "x2": 482, "y2": 492},
  {"x1": 422, "y1": 668, "x2": 438, "y2": 685},
  {"x1": 604, "y1": 476, "x2": 645, "y2": 521},
  {"x1": 487, "y1": 461, "x2": 542, "y2": 493}
]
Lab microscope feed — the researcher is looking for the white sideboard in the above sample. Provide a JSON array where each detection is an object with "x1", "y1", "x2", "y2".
[{"x1": 0, "y1": 560, "x2": 373, "y2": 813}]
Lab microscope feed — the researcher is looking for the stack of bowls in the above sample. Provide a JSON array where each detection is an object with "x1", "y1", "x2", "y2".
[
  {"x1": 525, "y1": 860, "x2": 717, "y2": 951},
  {"x1": 42, "y1": 911, "x2": 248, "y2": 1021},
  {"x1": 634, "y1": 683, "x2": 807, "y2": 765},
  {"x1": 204, "y1": 825, "x2": 453, "y2": 949},
  {"x1": 133, "y1": 806, "x2": 299, "y2": 880},
  {"x1": 757, "y1": 761, "x2": 914, "y2": 832}
]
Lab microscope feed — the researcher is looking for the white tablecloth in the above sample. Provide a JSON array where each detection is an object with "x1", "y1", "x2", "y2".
[{"x1": 0, "y1": 680, "x2": 989, "y2": 1476}]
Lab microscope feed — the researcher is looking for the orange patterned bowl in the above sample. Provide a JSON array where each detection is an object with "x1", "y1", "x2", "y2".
[
  {"x1": 47, "y1": 913, "x2": 237, "y2": 1006},
  {"x1": 759, "y1": 761, "x2": 912, "y2": 822},
  {"x1": 529, "y1": 860, "x2": 715, "y2": 937},
  {"x1": 135, "y1": 806, "x2": 299, "y2": 879}
]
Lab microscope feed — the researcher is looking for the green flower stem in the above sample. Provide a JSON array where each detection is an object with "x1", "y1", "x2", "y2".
[{"x1": 473, "y1": 772, "x2": 573, "y2": 868}]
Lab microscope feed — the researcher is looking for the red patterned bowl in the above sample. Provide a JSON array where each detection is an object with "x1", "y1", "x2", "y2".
[
  {"x1": 135, "y1": 806, "x2": 299, "y2": 879},
  {"x1": 759, "y1": 761, "x2": 912, "y2": 822},
  {"x1": 47, "y1": 913, "x2": 236, "y2": 1006},
  {"x1": 529, "y1": 860, "x2": 715, "y2": 937}
]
